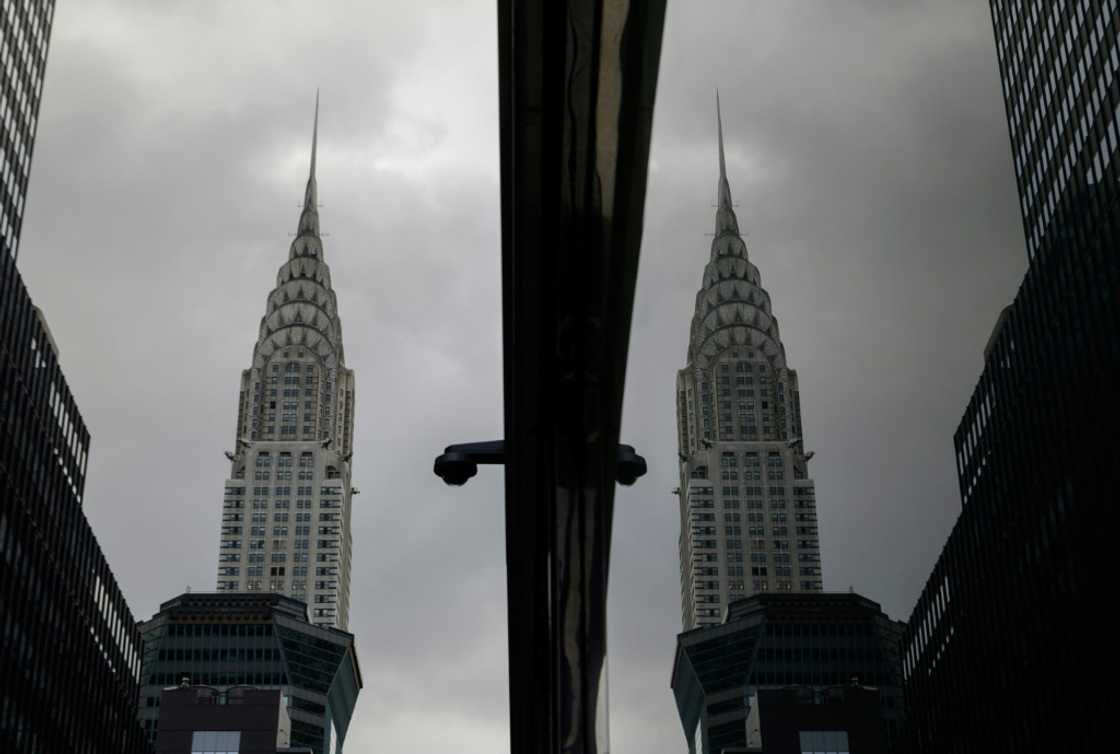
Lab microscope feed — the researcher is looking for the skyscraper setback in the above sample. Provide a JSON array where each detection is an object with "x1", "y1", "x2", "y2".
[
  {"x1": 676, "y1": 100, "x2": 822, "y2": 631},
  {"x1": 901, "y1": 2, "x2": 1117, "y2": 751},
  {"x1": 2, "y1": 2, "x2": 148, "y2": 751},
  {"x1": 215, "y1": 98, "x2": 356, "y2": 631}
]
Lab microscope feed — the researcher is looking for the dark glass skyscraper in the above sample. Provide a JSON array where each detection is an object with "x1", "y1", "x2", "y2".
[
  {"x1": 0, "y1": 0, "x2": 54, "y2": 261},
  {"x1": 137, "y1": 592, "x2": 362, "y2": 754},
  {"x1": 902, "y1": 2, "x2": 1118, "y2": 752},
  {"x1": 671, "y1": 592, "x2": 905, "y2": 754},
  {"x1": 990, "y1": 0, "x2": 1119, "y2": 259},
  {"x1": 1, "y1": 255, "x2": 148, "y2": 753},
  {"x1": 1, "y1": 2, "x2": 149, "y2": 751}
]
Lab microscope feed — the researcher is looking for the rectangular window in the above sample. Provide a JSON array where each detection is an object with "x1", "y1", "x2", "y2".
[{"x1": 798, "y1": 730, "x2": 849, "y2": 754}]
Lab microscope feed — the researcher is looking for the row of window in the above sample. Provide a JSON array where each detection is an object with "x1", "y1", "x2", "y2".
[
  {"x1": 229, "y1": 498, "x2": 341, "y2": 511},
  {"x1": 224, "y1": 511, "x2": 330, "y2": 523},
  {"x1": 225, "y1": 524, "x2": 340, "y2": 536},
  {"x1": 695, "y1": 578, "x2": 823, "y2": 602},
  {"x1": 235, "y1": 485, "x2": 340, "y2": 497}
]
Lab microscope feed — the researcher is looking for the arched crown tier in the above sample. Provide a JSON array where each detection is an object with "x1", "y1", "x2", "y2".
[
  {"x1": 246, "y1": 95, "x2": 347, "y2": 371},
  {"x1": 685, "y1": 98, "x2": 787, "y2": 370}
]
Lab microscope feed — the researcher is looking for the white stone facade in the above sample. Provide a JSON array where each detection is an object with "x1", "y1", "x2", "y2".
[
  {"x1": 677, "y1": 101, "x2": 822, "y2": 631},
  {"x1": 215, "y1": 101, "x2": 355, "y2": 630}
]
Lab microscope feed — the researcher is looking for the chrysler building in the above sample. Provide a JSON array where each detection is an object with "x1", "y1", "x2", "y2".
[
  {"x1": 215, "y1": 97, "x2": 356, "y2": 630},
  {"x1": 677, "y1": 98, "x2": 823, "y2": 630}
]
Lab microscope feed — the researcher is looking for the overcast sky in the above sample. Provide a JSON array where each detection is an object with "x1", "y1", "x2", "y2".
[{"x1": 17, "y1": 2, "x2": 1026, "y2": 752}]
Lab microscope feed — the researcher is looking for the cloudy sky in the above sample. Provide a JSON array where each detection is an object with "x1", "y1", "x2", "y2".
[{"x1": 17, "y1": 1, "x2": 1026, "y2": 752}]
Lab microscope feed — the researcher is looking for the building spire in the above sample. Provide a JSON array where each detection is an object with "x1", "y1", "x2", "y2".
[
  {"x1": 714, "y1": 91, "x2": 739, "y2": 236},
  {"x1": 297, "y1": 90, "x2": 320, "y2": 238},
  {"x1": 717, "y1": 90, "x2": 731, "y2": 208}
]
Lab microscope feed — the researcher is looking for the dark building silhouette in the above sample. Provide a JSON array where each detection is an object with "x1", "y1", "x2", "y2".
[
  {"x1": 0, "y1": 0, "x2": 54, "y2": 262},
  {"x1": 1, "y1": 253, "x2": 149, "y2": 752},
  {"x1": 1, "y1": 2, "x2": 148, "y2": 751},
  {"x1": 138, "y1": 592, "x2": 361, "y2": 754},
  {"x1": 989, "y1": 0, "x2": 1118, "y2": 261},
  {"x1": 901, "y1": 2, "x2": 1118, "y2": 752},
  {"x1": 155, "y1": 685, "x2": 311, "y2": 754},
  {"x1": 671, "y1": 593, "x2": 905, "y2": 754}
]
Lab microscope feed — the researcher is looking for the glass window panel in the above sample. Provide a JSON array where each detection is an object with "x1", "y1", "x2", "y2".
[
  {"x1": 191, "y1": 730, "x2": 241, "y2": 753},
  {"x1": 799, "y1": 730, "x2": 848, "y2": 754}
]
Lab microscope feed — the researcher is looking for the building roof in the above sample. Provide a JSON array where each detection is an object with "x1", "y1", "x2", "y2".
[
  {"x1": 671, "y1": 591, "x2": 904, "y2": 742},
  {"x1": 251, "y1": 95, "x2": 346, "y2": 371},
  {"x1": 152, "y1": 591, "x2": 316, "y2": 624},
  {"x1": 686, "y1": 98, "x2": 787, "y2": 370}
]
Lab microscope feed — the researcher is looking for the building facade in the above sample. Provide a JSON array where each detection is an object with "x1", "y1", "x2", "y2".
[
  {"x1": 1, "y1": 249, "x2": 148, "y2": 754},
  {"x1": 215, "y1": 99, "x2": 356, "y2": 631},
  {"x1": 155, "y1": 686, "x2": 305, "y2": 754},
  {"x1": 901, "y1": 2, "x2": 1118, "y2": 752},
  {"x1": 0, "y1": 0, "x2": 53, "y2": 261},
  {"x1": 671, "y1": 593, "x2": 905, "y2": 754},
  {"x1": 1, "y1": 2, "x2": 148, "y2": 750},
  {"x1": 745, "y1": 686, "x2": 885, "y2": 754},
  {"x1": 990, "y1": 0, "x2": 1119, "y2": 260},
  {"x1": 676, "y1": 100, "x2": 822, "y2": 630},
  {"x1": 138, "y1": 592, "x2": 362, "y2": 754}
]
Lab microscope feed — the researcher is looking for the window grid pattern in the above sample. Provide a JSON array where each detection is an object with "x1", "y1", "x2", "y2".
[
  {"x1": 672, "y1": 594, "x2": 905, "y2": 754},
  {"x1": 137, "y1": 593, "x2": 361, "y2": 754},
  {"x1": 902, "y1": 3, "x2": 1119, "y2": 750},
  {"x1": 1, "y1": 229, "x2": 146, "y2": 753},
  {"x1": 990, "y1": 0, "x2": 1119, "y2": 258},
  {"x1": 0, "y1": 0, "x2": 53, "y2": 261}
]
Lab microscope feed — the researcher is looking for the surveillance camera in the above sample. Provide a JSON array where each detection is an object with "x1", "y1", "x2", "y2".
[
  {"x1": 617, "y1": 444, "x2": 648, "y2": 486},
  {"x1": 433, "y1": 452, "x2": 479, "y2": 486}
]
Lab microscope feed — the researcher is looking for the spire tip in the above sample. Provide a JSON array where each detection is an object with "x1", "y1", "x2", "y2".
[
  {"x1": 716, "y1": 91, "x2": 732, "y2": 211},
  {"x1": 310, "y1": 90, "x2": 319, "y2": 181},
  {"x1": 299, "y1": 92, "x2": 321, "y2": 233}
]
